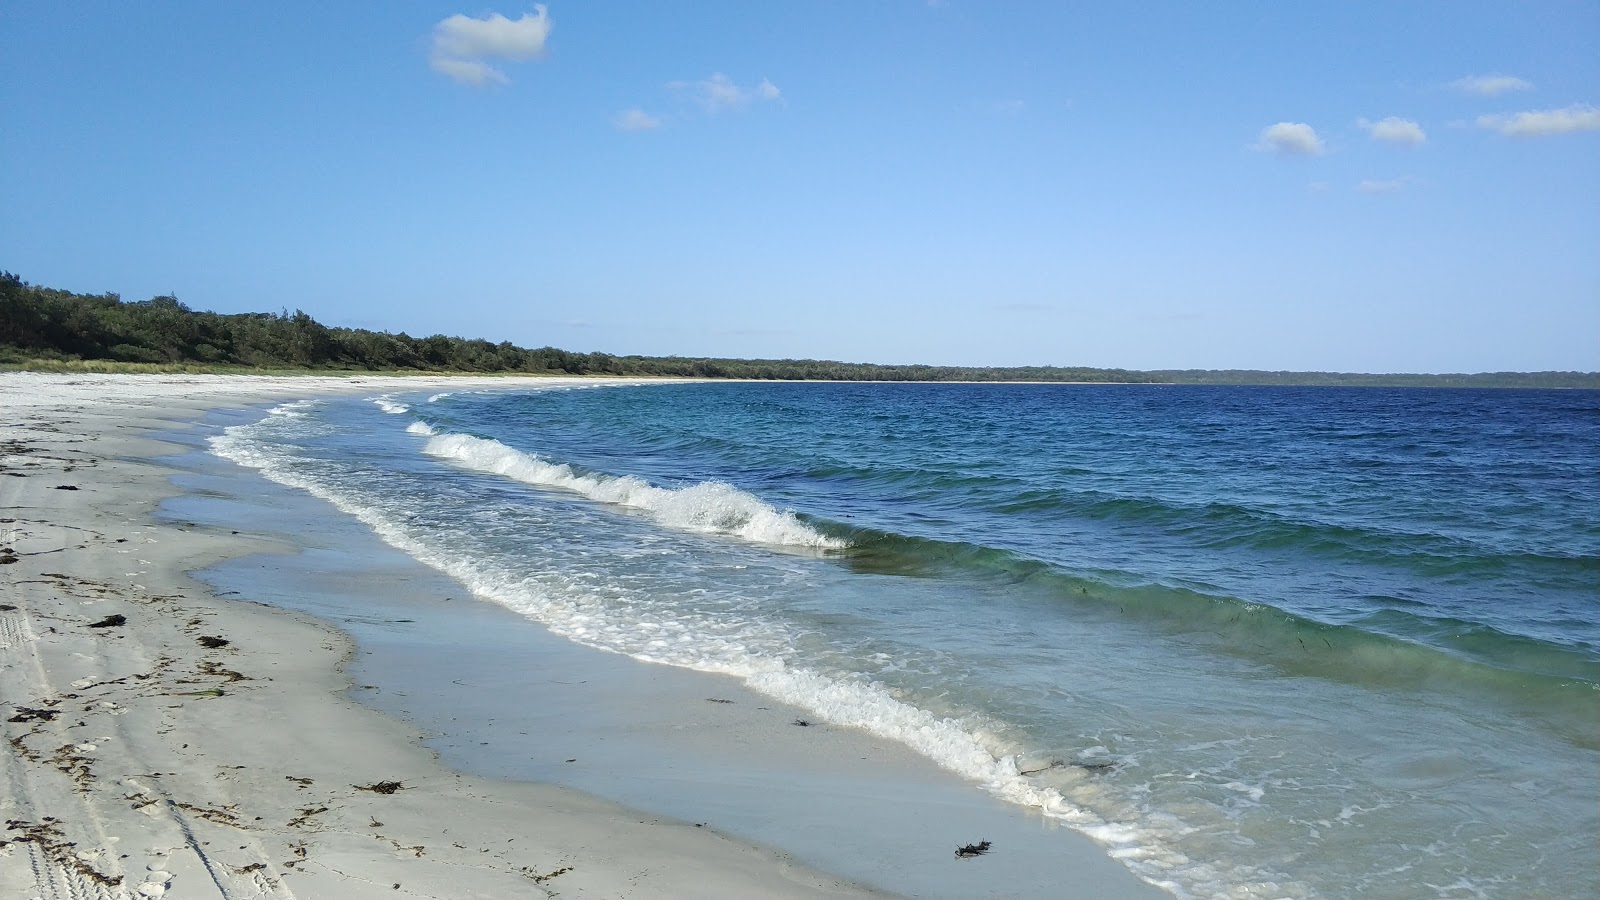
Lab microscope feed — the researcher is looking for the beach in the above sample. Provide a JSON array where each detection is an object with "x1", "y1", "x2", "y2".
[{"x1": 1, "y1": 373, "x2": 1165, "y2": 900}]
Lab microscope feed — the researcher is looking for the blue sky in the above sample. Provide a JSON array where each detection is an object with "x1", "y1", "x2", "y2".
[{"x1": 3, "y1": 2, "x2": 1597, "y2": 372}]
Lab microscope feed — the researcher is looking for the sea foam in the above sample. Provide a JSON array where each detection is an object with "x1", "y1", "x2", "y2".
[{"x1": 420, "y1": 432, "x2": 846, "y2": 550}]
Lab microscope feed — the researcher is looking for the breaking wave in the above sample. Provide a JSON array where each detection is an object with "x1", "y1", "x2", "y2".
[{"x1": 420, "y1": 431, "x2": 847, "y2": 551}]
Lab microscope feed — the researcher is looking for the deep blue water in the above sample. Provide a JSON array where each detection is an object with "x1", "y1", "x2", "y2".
[{"x1": 214, "y1": 383, "x2": 1599, "y2": 900}]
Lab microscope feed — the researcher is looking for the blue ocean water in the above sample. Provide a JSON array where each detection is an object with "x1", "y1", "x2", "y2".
[{"x1": 213, "y1": 383, "x2": 1599, "y2": 899}]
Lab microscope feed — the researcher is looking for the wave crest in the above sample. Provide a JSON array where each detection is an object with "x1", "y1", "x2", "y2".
[{"x1": 423, "y1": 432, "x2": 846, "y2": 550}]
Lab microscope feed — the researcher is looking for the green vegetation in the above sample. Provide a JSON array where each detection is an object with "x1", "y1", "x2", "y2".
[{"x1": 4, "y1": 273, "x2": 1596, "y2": 388}]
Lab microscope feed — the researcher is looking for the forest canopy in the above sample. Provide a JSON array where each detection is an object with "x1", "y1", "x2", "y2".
[{"x1": 3, "y1": 273, "x2": 1595, "y2": 388}]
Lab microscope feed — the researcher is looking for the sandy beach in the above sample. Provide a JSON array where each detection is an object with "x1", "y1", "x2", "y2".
[
  {"x1": 1, "y1": 373, "x2": 1166, "y2": 900},
  {"x1": 0, "y1": 373, "x2": 882, "y2": 899}
]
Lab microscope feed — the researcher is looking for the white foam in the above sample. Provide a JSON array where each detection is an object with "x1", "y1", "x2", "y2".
[
  {"x1": 421, "y1": 432, "x2": 847, "y2": 550},
  {"x1": 370, "y1": 396, "x2": 409, "y2": 415},
  {"x1": 405, "y1": 421, "x2": 438, "y2": 436},
  {"x1": 266, "y1": 399, "x2": 317, "y2": 418}
]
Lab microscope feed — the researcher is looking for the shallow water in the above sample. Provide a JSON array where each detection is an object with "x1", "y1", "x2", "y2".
[{"x1": 210, "y1": 382, "x2": 1600, "y2": 899}]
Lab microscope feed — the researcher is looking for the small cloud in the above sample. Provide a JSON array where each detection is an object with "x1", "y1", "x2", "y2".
[
  {"x1": 1359, "y1": 116, "x2": 1426, "y2": 146},
  {"x1": 994, "y1": 99, "x2": 1025, "y2": 114},
  {"x1": 1356, "y1": 177, "x2": 1413, "y2": 194},
  {"x1": 1307, "y1": 181, "x2": 1330, "y2": 193},
  {"x1": 668, "y1": 73, "x2": 782, "y2": 113},
  {"x1": 1476, "y1": 104, "x2": 1600, "y2": 137},
  {"x1": 1254, "y1": 122, "x2": 1324, "y2": 156},
  {"x1": 430, "y1": 6, "x2": 552, "y2": 87},
  {"x1": 613, "y1": 108, "x2": 663, "y2": 132},
  {"x1": 430, "y1": 57, "x2": 506, "y2": 87},
  {"x1": 1450, "y1": 74, "x2": 1533, "y2": 97}
]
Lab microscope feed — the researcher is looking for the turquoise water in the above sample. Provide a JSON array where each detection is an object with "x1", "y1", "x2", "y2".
[{"x1": 213, "y1": 383, "x2": 1599, "y2": 899}]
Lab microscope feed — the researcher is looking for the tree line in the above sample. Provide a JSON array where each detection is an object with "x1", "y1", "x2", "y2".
[{"x1": 2, "y1": 273, "x2": 1594, "y2": 388}]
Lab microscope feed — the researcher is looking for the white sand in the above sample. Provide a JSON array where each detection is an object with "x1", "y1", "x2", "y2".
[{"x1": 0, "y1": 373, "x2": 879, "y2": 899}]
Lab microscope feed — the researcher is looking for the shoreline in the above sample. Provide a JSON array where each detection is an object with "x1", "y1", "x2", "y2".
[
  {"x1": 1, "y1": 373, "x2": 884, "y2": 899},
  {"x1": 1, "y1": 373, "x2": 1167, "y2": 899}
]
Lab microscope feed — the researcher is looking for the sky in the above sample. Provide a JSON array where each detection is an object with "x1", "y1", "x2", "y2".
[{"x1": 3, "y1": 2, "x2": 1597, "y2": 373}]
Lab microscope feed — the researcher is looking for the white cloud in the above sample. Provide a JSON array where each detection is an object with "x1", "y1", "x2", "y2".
[
  {"x1": 430, "y1": 57, "x2": 506, "y2": 87},
  {"x1": 430, "y1": 6, "x2": 552, "y2": 87},
  {"x1": 1476, "y1": 104, "x2": 1600, "y2": 137},
  {"x1": 1254, "y1": 122, "x2": 1324, "y2": 156},
  {"x1": 1450, "y1": 74, "x2": 1533, "y2": 97},
  {"x1": 614, "y1": 108, "x2": 663, "y2": 132},
  {"x1": 668, "y1": 73, "x2": 782, "y2": 113},
  {"x1": 994, "y1": 99, "x2": 1025, "y2": 114},
  {"x1": 1360, "y1": 116, "x2": 1426, "y2": 146},
  {"x1": 434, "y1": 6, "x2": 551, "y2": 60},
  {"x1": 1356, "y1": 177, "x2": 1412, "y2": 194}
]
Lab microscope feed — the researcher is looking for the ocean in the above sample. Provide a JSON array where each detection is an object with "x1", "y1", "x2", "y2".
[{"x1": 209, "y1": 381, "x2": 1599, "y2": 899}]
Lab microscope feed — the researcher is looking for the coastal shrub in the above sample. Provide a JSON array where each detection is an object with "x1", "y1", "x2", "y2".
[{"x1": 2, "y1": 272, "x2": 1595, "y2": 387}]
